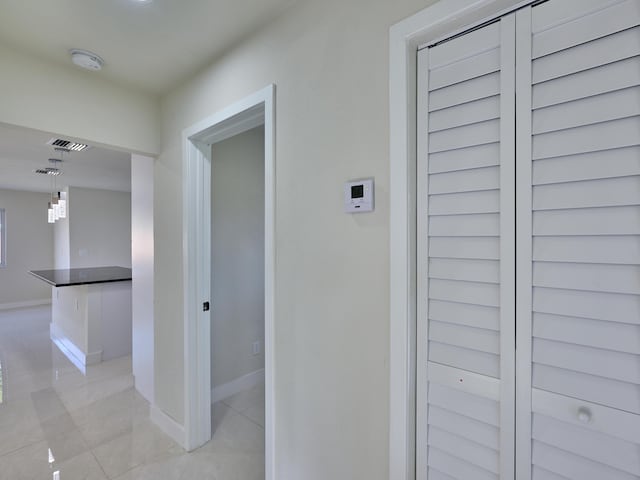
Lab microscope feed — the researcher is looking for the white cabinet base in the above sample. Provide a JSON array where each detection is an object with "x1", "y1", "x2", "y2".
[{"x1": 50, "y1": 282, "x2": 132, "y2": 370}]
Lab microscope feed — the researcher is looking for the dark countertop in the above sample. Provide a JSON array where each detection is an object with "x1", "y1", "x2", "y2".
[{"x1": 29, "y1": 266, "x2": 132, "y2": 287}]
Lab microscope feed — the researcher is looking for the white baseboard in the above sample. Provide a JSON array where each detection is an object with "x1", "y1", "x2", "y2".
[
  {"x1": 0, "y1": 299, "x2": 51, "y2": 311},
  {"x1": 212, "y1": 368, "x2": 265, "y2": 404},
  {"x1": 151, "y1": 404, "x2": 186, "y2": 450},
  {"x1": 50, "y1": 323, "x2": 102, "y2": 371}
]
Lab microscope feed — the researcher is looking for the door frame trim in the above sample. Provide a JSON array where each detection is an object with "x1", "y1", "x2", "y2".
[
  {"x1": 389, "y1": 2, "x2": 524, "y2": 479},
  {"x1": 182, "y1": 84, "x2": 276, "y2": 479}
]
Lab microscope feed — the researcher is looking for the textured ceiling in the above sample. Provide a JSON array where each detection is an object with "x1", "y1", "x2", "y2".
[
  {"x1": 0, "y1": 0, "x2": 299, "y2": 193},
  {"x1": 0, "y1": 0, "x2": 298, "y2": 95}
]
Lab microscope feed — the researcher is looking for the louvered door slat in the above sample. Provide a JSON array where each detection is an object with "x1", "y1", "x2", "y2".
[
  {"x1": 531, "y1": 0, "x2": 623, "y2": 33},
  {"x1": 532, "y1": 26, "x2": 640, "y2": 84},
  {"x1": 533, "y1": 414, "x2": 640, "y2": 476},
  {"x1": 533, "y1": 442, "x2": 637, "y2": 480},
  {"x1": 532, "y1": 0, "x2": 639, "y2": 58},
  {"x1": 533, "y1": 313, "x2": 640, "y2": 355},
  {"x1": 532, "y1": 87, "x2": 640, "y2": 134},
  {"x1": 429, "y1": 299, "x2": 500, "y2": 331},
  {"x1": 533, "y1": 236, "x2": 640, "y2": 265},
  {"x1": 428, "y1": 143, "x2": 499, "y2": 173},
  {"x1": 532, "y1": 146, "x2": 640, "y2": 185},
  {"x1": 532, "y1": 466, "x2": 571, "y2": 480},
  {"x1": 429, "y1": 237, "x2": 500, "y2": 260},
  {"x1": 532, "y1": 57, "x2": 640, "y2": 110},
  {"x1": 430, "y1": 49, "x2": 501, "y2": 90},
  {"x1": 429, "y1": 96, "x2": 500, "y2": 132},
  {"x1": 533, "y1": 338, "x2": 640, "y2": 384}
]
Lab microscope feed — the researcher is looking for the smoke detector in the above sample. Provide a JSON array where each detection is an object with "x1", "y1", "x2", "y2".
[{"x1": 69, "y1": 49, "x2": 104, "y2": 71}]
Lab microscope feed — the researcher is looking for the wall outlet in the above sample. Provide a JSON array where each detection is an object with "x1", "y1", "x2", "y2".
[{"x1": 252, "y1": 341, "x2": 260, "y2": 356}]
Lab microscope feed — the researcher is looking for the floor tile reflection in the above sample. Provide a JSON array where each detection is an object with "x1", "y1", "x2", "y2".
[{"x1": 0, "y1": 306, "x2": 265, "y2": 479}]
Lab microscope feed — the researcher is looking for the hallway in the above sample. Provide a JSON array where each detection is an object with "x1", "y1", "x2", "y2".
[{"x1": 0, "y1": 306, "x2": 264, "y2": 479}]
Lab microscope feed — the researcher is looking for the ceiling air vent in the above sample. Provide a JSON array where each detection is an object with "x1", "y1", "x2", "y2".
[
  {"x1": 46, "y1": 138, "x2": 90, "y2": 152},
  {"x1": 35, "y1": 167, "x2": 61, "y2": 176}
]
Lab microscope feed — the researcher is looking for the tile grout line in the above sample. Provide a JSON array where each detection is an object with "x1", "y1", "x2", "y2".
[{"x1": 89, "y1": 448, "x2": 111, "y2": 479}]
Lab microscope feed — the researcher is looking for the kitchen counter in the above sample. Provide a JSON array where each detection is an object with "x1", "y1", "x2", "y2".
[
  {"x1": 30, "y1": 266, "x2": 132, "y2": 371},
  {"x1": 29, "y1": 266, "x2": 132, "y2": 287}
]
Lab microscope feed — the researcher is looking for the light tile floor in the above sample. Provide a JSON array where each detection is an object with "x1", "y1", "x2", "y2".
[{"x1": 0, "y1": 306, "x2": 264, "y2": 479}]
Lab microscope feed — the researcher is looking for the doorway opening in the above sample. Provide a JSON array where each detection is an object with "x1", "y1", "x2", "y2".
[{"x1": 182, "y1": 85, "x2": 275, "y2": 479}]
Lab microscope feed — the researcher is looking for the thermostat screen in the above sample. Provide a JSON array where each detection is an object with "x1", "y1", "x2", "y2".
[{"x1": 351, "y1": 185, "x2": 364, "y2": 199}]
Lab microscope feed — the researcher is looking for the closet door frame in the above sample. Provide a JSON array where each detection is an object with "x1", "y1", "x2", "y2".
[{"x1": 390, "y1": 1, "x2": 530, "y2": 479}]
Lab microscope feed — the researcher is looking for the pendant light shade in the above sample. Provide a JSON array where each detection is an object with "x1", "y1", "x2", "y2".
[
  {"x1": 41, "y1": 150, "x2": 69, "y2": 224},
  {"x1": 47, "y1": 203, "x2": 55, "y2": 224},
  {"x1": 58, "y1": 191, "x2": 67, "y2": 218}
]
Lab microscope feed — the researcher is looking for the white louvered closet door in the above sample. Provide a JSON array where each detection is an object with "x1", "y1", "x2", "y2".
[
  {"x1": 516, "y1": 1, "x2": 640, "y2": 479},
  {"x1": 418, "y1": 0, "x2": 640, "y2": 479},
  {"x1": 416, "y1": 14, "x2": 516, "y2": 480}
]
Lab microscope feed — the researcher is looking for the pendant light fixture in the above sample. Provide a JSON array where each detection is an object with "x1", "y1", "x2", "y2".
[{"x1": 42, "y1": 148, "x2": 67, "y2": 224}]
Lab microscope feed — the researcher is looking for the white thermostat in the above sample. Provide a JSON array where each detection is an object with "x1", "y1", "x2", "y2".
[{"x1": 344, "y1": 178, "x2": 374, "y2": 213}]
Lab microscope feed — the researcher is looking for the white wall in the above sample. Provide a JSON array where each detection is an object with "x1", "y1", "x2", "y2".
[
  {"x1": 0, "y1": 43, "x2": 160, "y2": 156},
  {"x1": 155, "y1": 0, "x2": 434, "y2": 478},
  {"x1": 66, "y1": 187, "x2": 132, "y2": 269},
  {"x1": 131, "y1": 154, "x2": 155, "y2": 402},
  {"x1": 211, "y1": 126, "x2": 265, "y2": 389},
  {"x1": 0, "y1": 189, "x2": 53, "y2": 306}
]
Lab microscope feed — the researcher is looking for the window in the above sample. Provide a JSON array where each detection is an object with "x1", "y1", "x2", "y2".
[{"x1": 0, "y1": 209, "x2": 5, "y2": 268}]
